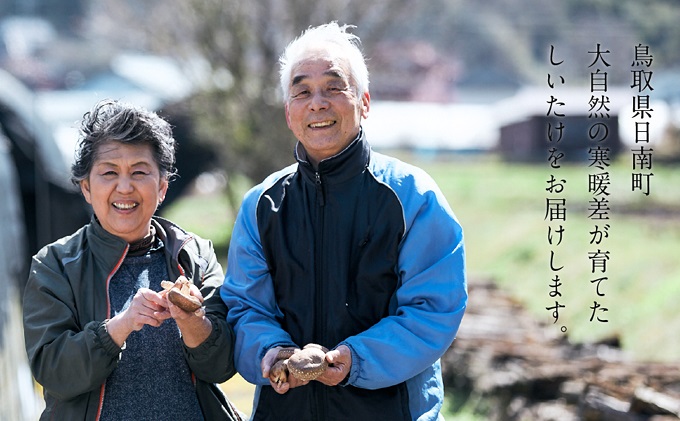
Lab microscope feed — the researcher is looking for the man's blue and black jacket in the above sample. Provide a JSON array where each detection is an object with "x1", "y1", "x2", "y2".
[{"x1": 221, "y1": 130, "x2": 467, "y2": 421}]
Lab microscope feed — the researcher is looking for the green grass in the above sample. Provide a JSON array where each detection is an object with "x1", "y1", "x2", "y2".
[
  {"x1": 162, "y1": 189, "x2": 233, "y2": 267},
  {"x1": 162, "y1": 152, "x2": 680, "y2": 418},
  {"x1": 418, "y1": 153, "x2": 680, "y2": 361}
]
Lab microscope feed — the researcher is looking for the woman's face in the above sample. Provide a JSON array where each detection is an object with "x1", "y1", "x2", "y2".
[{"x1": 80, "y1": 141, "x2": 168, "y2": 243}]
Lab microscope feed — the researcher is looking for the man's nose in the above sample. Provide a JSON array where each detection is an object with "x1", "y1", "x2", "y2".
[{"x1": 309, "y1": 90, "x2": 330, "y2": 111}]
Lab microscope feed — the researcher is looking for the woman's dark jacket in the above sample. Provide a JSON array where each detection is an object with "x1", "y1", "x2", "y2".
[{"x1": 23, "y1": 216, "x2": 238, "y2": 420}]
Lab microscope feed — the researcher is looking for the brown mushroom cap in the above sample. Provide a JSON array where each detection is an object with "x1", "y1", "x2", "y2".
[
  {"x1": 167, "y1": 289, "x2": 202, "y2": 312},
  {"x1": 287, "y1": 344, "x2": 329, "y2": 381},
  {"x1": 161, "y1": 276, "x2": 202, "y2": 312}
]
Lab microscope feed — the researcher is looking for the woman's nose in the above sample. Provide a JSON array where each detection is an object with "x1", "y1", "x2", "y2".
[{"x1": 116, "y1": 176, "x2": 134, "y2": 193}]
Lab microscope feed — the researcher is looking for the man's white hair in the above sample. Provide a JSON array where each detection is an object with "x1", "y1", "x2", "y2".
[{"x1": 279, "y1": 21, "x2": 369, "y2": 101}]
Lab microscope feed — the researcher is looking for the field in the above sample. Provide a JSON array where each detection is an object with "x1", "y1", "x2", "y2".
[
  {"x1": 162, "y1": 152, "x2": 680, "y2": 417},
  {"x1": 421, "y1": 153, "x2": 680, "y2": 360}
]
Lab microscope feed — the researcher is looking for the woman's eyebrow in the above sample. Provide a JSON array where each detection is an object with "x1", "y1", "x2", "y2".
[{"x1": 94, "y1": 160, "x2": 152, "y2": 168}]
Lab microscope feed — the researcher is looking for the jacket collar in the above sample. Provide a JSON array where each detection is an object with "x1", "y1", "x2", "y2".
[
  {"x1": 85, "y1": 215, "x2": 192, "y2": 269},
  {"x1": 87, "y1": 215, "x2": 129, "y2": 268},
  {"x1": 295, "y1": 128, "x2": 370, "y2": 184}
]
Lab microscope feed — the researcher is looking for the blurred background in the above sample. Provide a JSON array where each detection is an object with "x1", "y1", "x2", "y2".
[{"x1": 1, "y1": 0, "x2": 679, "y2": 419}]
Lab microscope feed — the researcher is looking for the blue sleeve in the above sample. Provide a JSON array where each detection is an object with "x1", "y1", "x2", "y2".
[
  {"x1": 342, "y1": 165, "x2": 467, "y2": 389},
  {"x1": 220, "y1": 186, "x2": 295, "y2": 385}
]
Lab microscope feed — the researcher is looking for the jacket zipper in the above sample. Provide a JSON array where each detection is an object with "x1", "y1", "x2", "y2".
[
  {"x1": 313, "y1": 170, "x2": 325, "y2": 342},
  {"x1": 315, "y1": 171, "x2": 325, "y2": 206},
  {"x1": 313, "y1": 170, "x2": 326, "y2": 419},
  {"x1": 96, "y1": 244, "x2": 129, "y2": 421}
]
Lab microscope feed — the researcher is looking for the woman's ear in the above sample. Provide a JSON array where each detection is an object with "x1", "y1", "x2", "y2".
[
  {"x1": 80, "y1": 179, "x2": 92, "y2": 204},
  {"x1": 158, "y1": 178, "x2": 169, "y2": 206}
]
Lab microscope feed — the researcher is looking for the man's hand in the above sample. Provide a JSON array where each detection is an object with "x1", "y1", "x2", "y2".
[
  {"x1": 261, "y1": 346, "x2": 309, "y2": 394},
  {"x1": 315, "y1": 344, "x2": 352, "y2": 386}
]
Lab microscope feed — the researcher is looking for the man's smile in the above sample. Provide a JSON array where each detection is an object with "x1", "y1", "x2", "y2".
[{"x1": 309, "y1": 120, "x2": 335, "y2": 128}]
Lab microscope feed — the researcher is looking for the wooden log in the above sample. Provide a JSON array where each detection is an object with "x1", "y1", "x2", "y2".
[
  {"x1": 442, "y1": 282, "x2": 680, "y2": 420},
  {"x1": 630, "y1": 386, "x2": 680, "y2": 417}
]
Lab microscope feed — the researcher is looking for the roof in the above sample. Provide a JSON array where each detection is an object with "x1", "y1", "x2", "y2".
[
  {"x1": 0, "y1": 68, "x2": 72, "y2": 189},
  {"x1": 363, "y1": 101, "x2": 497, "y2": 151}
]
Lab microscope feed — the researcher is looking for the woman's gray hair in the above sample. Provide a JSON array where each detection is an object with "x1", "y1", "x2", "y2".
[
  {"x1": 70, "y1": 99, "x2": 177, "y2": 185},
  {"x1": 279, "y1": 22, "x2": 369, "y2": 101}
]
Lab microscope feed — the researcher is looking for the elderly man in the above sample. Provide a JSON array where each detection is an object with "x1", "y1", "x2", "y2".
[{"x1": 221, "y1": 22, "x2": 467, "y2": 421}]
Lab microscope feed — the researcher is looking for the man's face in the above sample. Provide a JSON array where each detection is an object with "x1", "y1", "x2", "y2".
[{"x1": 285, "y1": 49, "x2": 369, "y2": 166}]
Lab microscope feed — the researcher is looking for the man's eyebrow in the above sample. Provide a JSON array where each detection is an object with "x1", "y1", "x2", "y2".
[
  {"x1": 291, "y1": 69, "x2": 344, "y2": 86},
  {"x1": 292, "y1": 75, "x2": 307, "y2": 86},
  {"x1": 324, "y1": 69, "x2": 343, "y2": 79}
]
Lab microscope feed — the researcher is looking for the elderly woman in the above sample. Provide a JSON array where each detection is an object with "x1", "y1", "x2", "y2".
[{"x1": 22, "y1": 99, "x2": 241, "y2": 420}]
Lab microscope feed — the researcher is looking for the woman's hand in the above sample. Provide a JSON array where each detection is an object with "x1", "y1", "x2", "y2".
[
  {"x1": 105, "y1": 288, "x2": 170, "y2": 347},
  {"x1": 165, "y1": 283, "x2": 204, "y2": 319},
  {"x1": 165, "y1": 283, "x2": 213, "y2": 348}
]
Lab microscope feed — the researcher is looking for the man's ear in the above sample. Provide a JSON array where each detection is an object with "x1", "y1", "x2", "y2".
[
  {"x1": 361, "y1": 91, "x2": 370, "y2": 119},
  {"x1": 285, "y1": 103, "x2": 292, "y2": 129}
]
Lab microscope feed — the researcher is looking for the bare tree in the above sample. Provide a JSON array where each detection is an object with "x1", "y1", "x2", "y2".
[{"x1": 86, "y1": 0, "x2": 410, "y2": 211}]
